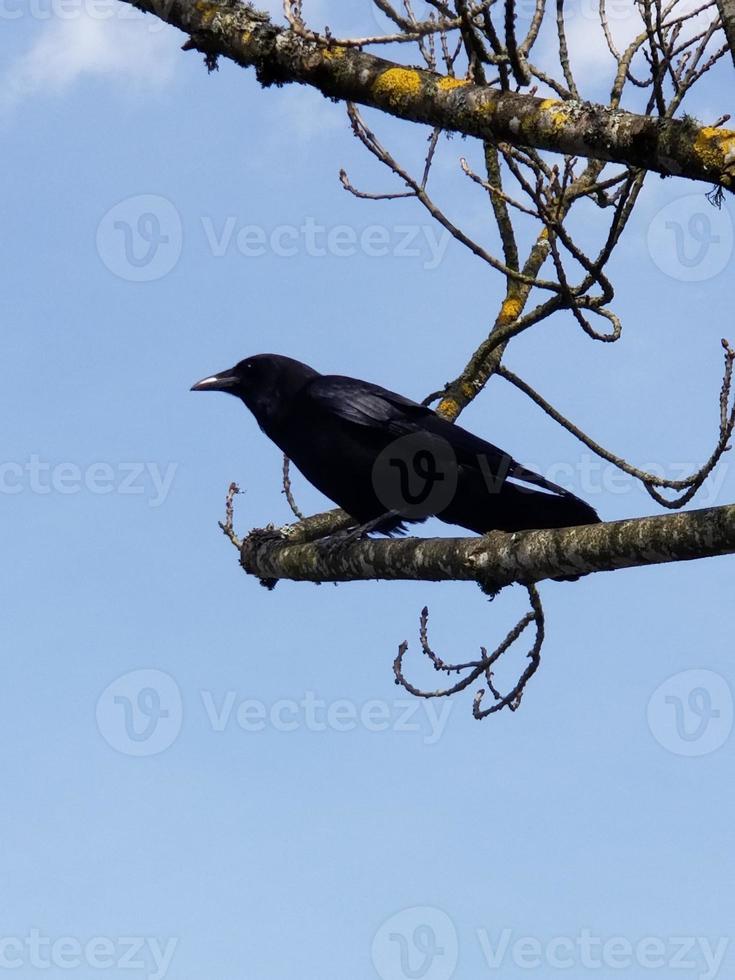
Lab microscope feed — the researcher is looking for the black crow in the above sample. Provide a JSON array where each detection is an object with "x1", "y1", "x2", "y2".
[{"x1": 191, "y1": 354, "x2": 600, "y2": 535}]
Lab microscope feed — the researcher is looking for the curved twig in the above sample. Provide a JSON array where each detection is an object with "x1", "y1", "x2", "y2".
[
  {"x1": 497, "y1": 338, "x2": 735, "y2": 507},
  {"x1": 393, "y1": 587, "x2": 544, "y2": 719}
]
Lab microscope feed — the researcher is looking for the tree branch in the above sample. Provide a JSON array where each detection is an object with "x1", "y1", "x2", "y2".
[
  {"x1": 716, "y1": 0, "x2": 735, "y2": 66},
  {"x1": 121, "y1": 0, "x2": 735, "y2": 191},
  {"x1": 238, "y1": 503, "x2": 735, "y2": 592}
]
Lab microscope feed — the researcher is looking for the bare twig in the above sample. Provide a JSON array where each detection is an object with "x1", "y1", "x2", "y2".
[
  {"x1": 392, "y1": 590, "x2": 543, "y2": 719},
  {"x1": 218, "y1": 482, "x2": 242, "y2": 548},
  {"x1": 282, "y1": 456, "x2": 305, "y2": 521}
]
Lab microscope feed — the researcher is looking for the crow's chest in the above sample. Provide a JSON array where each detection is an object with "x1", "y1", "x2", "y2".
[{"x1": 264, "y1": 403, "x2": 389, "y2": 514}]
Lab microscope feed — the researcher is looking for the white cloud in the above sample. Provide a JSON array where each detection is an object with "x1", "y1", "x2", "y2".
[{"x1": 1, "y1": 4, "x2": 179, "y2": 114}]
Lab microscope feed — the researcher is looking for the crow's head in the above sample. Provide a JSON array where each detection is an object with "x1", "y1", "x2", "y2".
[{"x1": 191, "y1": 353, "x2": 319, "y2": 428}]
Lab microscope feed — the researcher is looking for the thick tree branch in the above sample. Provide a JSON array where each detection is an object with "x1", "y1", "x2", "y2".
[
  {"x1": 121, "y1": 0, "x2": 735, "y2": 191},
  {"x1": 239, "y1": 503, "x2": 735, "y2": 592},
  {"x1": 716, "y1": 0, "x2": 735, "y2": 66}
]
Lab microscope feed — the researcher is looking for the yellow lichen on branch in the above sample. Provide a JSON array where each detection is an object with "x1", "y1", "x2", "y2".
[
  {"x1": 372, "y1": 67, "x2": 423, "y2": 109},
  {"x1": 436, "y1": 76, "x2": 471, "y2": 91},
  {"x1": 115, "y1": 0, "x2": 735, "y2": 193},
  {"x1": 693, "y1": 127, "x2": 735, "y2": 187},
  {"x1": 436, "y1": 398, "x2": 460, "y2": 418},
  {"x1": 499, "y1": 297, "x2": 523, "y2": 323}
]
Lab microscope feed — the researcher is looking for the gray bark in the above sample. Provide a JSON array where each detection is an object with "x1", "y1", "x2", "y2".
[
  {"x1": 120, "y1": 0, "x2": 735, "y2": 193},
  {"x1": 240, "y1": 504, "x2": 735, "y2": 591}
]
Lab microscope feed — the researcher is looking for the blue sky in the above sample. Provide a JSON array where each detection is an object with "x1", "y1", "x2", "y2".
[{"x1": 2, "y1": 2, "x2": 734, "y2": 979}]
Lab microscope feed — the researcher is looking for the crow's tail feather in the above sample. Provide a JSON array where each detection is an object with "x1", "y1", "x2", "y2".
[
  {"x1": 508, "y1": 486, "x2": 600, "y2": 531},
  {"x1": 442, "y1": 480, "x2": 600, "y2": 535},
  {"x1": 508, "y1": 462, "x2": 590, "y2": 503}
]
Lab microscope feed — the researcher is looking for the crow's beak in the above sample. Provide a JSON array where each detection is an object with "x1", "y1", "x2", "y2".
[{"x1": 190, "y1": 368, "x2": 238, "y2": 393}]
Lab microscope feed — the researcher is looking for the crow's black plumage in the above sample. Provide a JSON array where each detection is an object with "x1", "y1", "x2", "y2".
[{"x1": 191, "y1": 354, "x2": 600, "y2": 535}]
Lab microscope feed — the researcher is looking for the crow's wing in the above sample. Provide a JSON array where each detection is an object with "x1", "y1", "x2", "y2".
[
  {"x1": 307, "y1": 375, "x2": 583, "y2": 502},
  {"x1": 422, "y1": 413, "x2": 582, "y2": 500},
  {"x1": 305, "y1": 376, "x2": 429, "y2": 433}
]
